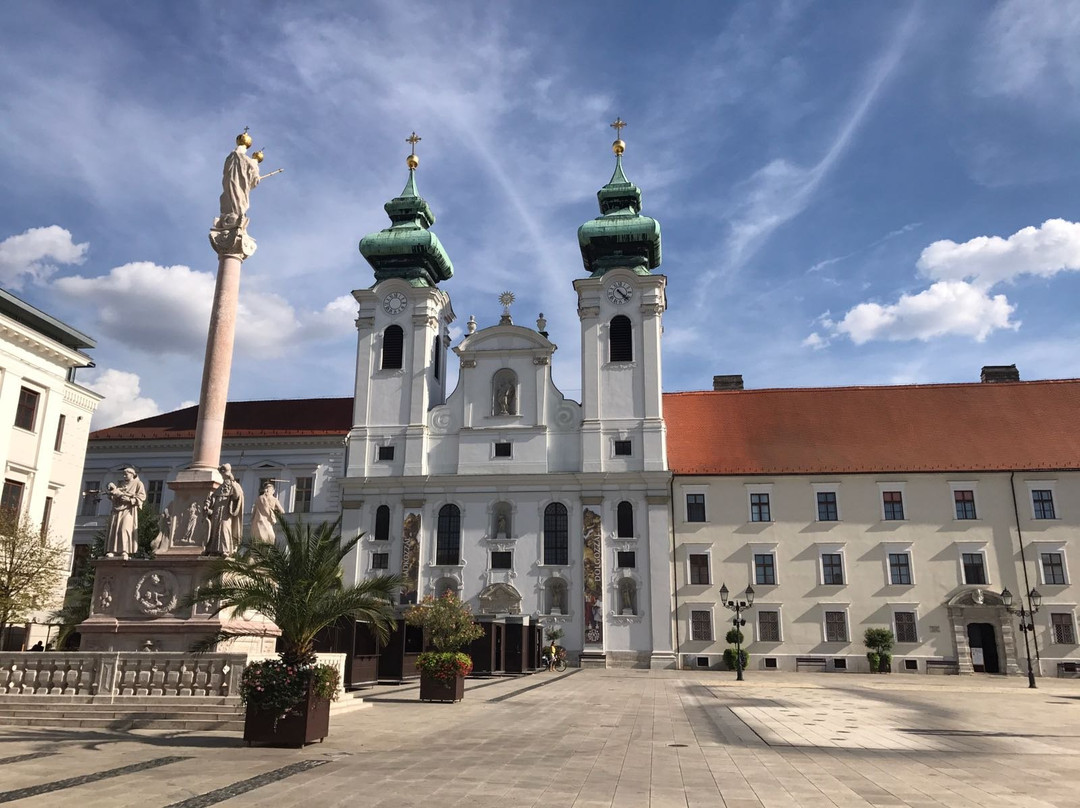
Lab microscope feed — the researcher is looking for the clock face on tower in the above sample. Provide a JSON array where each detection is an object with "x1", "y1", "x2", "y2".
[
  {"x1": 607, "y1": 280, "x2": 633, "y2": 305},
  {"x1": 382, "y1": 292, "x2": 408, "y2": 315}
]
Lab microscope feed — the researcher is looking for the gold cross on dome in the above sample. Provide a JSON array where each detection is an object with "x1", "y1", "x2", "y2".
[
  {"x1": 406, "y1": 131, "x2": 422, "y2": 154},
  {"x1": 609, "y1": 117, "x2": 627, "y2": 136}
]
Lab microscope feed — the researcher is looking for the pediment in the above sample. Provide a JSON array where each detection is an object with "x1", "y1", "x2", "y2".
[{"x1": 455, "y1": 324, "x2": 554, "y2": 354}]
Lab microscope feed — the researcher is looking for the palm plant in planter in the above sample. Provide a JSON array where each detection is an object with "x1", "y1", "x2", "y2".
[
  {"x1": 187, "y1": 515, "x2": 399, "y2": 745},
  {"x1": 405, "y1": 592, "x2": 484, "y2": 702}
]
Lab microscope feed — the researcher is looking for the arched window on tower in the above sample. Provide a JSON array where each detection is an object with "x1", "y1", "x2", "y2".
[
  {"x1": 617, "y1": 501, "x2": 634, "y2": 538},
  {"x1": 374, "y1": 505, "x2": 391, "y2": 541},
  {"x1": 543, "y1": 503, "x2": 569, "y2": 566},
  {"x1": 382, "y1": 325, "x2": 404, "y2": 370},
  {"x1": 432, "y1": 334, "x2": 441, "y2": 381},
  {"x1": 609, "y1": 315, "x2": 632, "y2": 362},
  {"x1": 436, "y1": 504, "x2": 461, "y2": 565}
]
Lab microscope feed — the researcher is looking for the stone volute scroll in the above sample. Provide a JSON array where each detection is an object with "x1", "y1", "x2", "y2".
[{"x1": 492, "y1": 368, "x2": 518, "y2": 416}]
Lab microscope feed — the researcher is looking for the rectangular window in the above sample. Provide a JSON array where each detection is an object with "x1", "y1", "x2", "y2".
[
  {"x1": 750, "y1": 492, "x2": 771, "y2": 522},
  {"x1": 758, "y1": 610, "x2": 781, "y2": 642},
  {"x1": 41, "y1": 496, "x2": 53, "y2": 537},
  {"x1": 825, "y1": 611, "x2": 848, "y2": 643},
  {"x1": 962, "y1": 552, "x2": 987, "y2": 585},
  {"x1": 493, "y1": 442, "x2": 512, "y2": 458},
  {"x1": 371, "y1": 552, "x2": 389, "y2": 570},
  {"x1": 54, "y1": 414, "x2": 66, "y2": 451},
  {"x1": 816, "y1": 491, "x2": 838, "y2": 521},
  {"x1": 617, "y1": 550, "x2": 636, "y2": 569},
  {"x1": 954, "y1": 490, "x2": 977, "y2": 520},
  {"x1": 686, "y1": 494, "x2": 706, "y2": 523},
  {"x1": 294, "y1": 477, "x2": 313, "y2": 513},
  {"x1": 613, "y1": 440, "x2": 632, "y2": 457},
  {"x1": 888, "y1": 552, "x2": 912, "y2": 585},
  {"x1": 1, "y1": 479, "x2": 24, "y2": 515},
  {"x1": 894, "y1": 611, "x2": 918, "y2": 643},
  {"x1": 883, "y1": 491, "x2": 904, "y2": 520},
  {"x1": 1033, "y1": 489, "x2": 1056, "y2": 520},
  {"x1": 146, "y1": 479, "x2": 164, "y2": 511},
  {"x1": 1041, "y1": 552, "x2": 1067, "y2": 585},
  {"x1": 754, "y1": 553, "x2": 776, "y2": 586},
  {"x1": 822, "y1": 553, "x2": 844, "y2": 585},
  {"x1": 14, "y1": 387, "x2": 40, "y2": 431},
  {"x1": 81, "y1": 481, "x2": 99, "y2": 517},
  {"x1": 689, "y1": 554, "x2": 710, "y2": 585},
  {"x1": 377, "y1": 446, "x2": 395, "y2": 461},
  {"x1": 690, "y1": 610, "x2": 713, "y2": 642},
  {"x1": 1051, "y1": 613, "x2": 1076, "y2": 645}
]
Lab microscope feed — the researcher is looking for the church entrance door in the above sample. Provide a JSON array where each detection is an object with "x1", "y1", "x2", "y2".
[{"x1": 966, "y1": 623, "x2": 1000, "y2": 673}]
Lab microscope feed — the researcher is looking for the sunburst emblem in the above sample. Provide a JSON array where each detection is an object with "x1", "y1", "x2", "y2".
[{"x1": 498, "y1": 291, "x2": 515, "y2": 308}]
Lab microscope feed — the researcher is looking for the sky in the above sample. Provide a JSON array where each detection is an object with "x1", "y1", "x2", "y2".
[{"x1": 3, "y1": 1, "x2": 1080, "y2": 428}]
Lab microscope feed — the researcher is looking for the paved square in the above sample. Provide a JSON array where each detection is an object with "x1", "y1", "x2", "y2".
[{"x1": 0, "y1": 670, "x2": 1078, "y2": 807}]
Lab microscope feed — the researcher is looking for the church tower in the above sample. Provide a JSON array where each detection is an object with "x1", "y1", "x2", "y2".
[
  {"x1": 575, "y1": 120, "x2": 667, "y2": 474},
  {"x1": 349, "y1": 135, "x2": 455, "y2": 478}
]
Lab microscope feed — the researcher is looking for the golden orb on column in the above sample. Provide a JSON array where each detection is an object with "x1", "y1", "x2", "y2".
[
  {"x1": 252, "y1": 149, "x2": 265, "y2": 163},
  {"x1": 407, "y1": 153, "x2": 419, "y2": 169},
  {"x1": 236, "y1": 131, "x2": 253, "y2": 148}
]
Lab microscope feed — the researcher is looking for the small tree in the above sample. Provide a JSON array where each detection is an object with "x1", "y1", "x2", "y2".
[
  {"x1": 405, "y1": 592, "x2": 484, "y2": 682},
  {"x1": 864, "y1": 627, "x2": 894, "y2": 673},
  {"x1": 722, "y1": 627, "x2": 749, "y2": 671},
  {"x1": 0, "y1": 510, "x2": 68, "y2": 649},
  {"x1": 51, "y1": 531, "x2": 105, "y2": 649}
]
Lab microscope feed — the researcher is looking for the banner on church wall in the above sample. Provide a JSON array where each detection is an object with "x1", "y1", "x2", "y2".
[
  {"x1": 583, "y1": 508, "x2": 603, "y2": 645},
  {"x1": 400, "y1": 513, "x2": 421, "y2": 604}
]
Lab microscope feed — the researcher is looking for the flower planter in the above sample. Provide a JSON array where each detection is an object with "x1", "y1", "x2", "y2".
[
  {"x1": 419, "y1": 671, "x2": 465, "y2": 702},
  {"x1": 244, "y1": 683, "x2": 331, "y2": 747}
]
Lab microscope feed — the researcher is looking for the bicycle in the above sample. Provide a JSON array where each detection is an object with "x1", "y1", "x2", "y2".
[{"x1": 544, "y1": 648, "x2": 567, "y2": 672}]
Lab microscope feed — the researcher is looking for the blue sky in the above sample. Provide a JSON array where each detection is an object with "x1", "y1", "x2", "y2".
[{"x1": 3, "y1": 1, "x2": 1080, "y2": 427}]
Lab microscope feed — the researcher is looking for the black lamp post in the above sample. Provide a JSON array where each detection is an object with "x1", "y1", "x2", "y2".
[
  {"x1": 1001, "y1": 586, "x2": 1042, "y2": 689},
  {"x1": 719, "y1": 583, "x2": 755, "y2": 681}
]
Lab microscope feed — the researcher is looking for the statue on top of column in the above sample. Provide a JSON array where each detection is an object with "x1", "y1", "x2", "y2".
[{"x1": 217, "y1": 129, "x2": 262, "y2": 230}]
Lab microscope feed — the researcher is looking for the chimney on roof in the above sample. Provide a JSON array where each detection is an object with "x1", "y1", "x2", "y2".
[
  {"x1": 713, "y1": 374, "x2": 744, "y2": 391},
  {"x1": 980, "y1": 364, "x2": 1020, "y2": 383}
]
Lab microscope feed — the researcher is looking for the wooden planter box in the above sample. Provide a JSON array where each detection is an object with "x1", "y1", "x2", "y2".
[
  {"x1": 419, "y1": 671, "x2": 465, "y2": 702},
  {"x1": 244, "y1": 684, "x2": 331, "y2": 747}
]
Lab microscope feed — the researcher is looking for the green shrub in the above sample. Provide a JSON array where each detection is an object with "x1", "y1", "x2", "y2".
[
  {"x1": 241, "y1": 659, "x2": 340, "y2": 724},
  {"x1": 415, "y1": 651, "x2": 474, "y2": 682},
  {"x1": 866, "y1": 651, "x2": 880, "y2": 672},
  {"x1": 723, "y1": 648, "x2": 749, "y2": 670},
  {"x1": 725, "y1": 628, "x2": 745, "y2": 645},
  {"x1": 878, "y1": 652, "x2": 892, "y2": 673},
  {"x1": 863, "y1": 627, "x2": 895, "y2": 655}
]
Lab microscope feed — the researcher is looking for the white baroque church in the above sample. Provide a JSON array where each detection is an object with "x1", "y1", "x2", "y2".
[{"x1": 339, "y1": 140, "x2": 675, "y2": 668}]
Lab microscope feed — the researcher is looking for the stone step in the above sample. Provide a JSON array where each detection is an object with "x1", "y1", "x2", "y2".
[
  {"x1": 0, "y1": 695, "x2": 240, "y2": 706},
  {"x1": 0, "y1": 715, "x2": 244, "y2": 731},
  {"x1": 0, "y1": 707, "x2": 242, "y2": 720}
]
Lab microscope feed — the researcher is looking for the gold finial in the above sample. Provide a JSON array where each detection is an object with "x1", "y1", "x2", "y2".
[
  {"x1": 610, "y1": 117, "x2": 626, "y2": 155},
  {"x1": 252, "y1": 146, "x2": 265, "y2": 163},
  {"x1": 236, "y1": 126, "x2": 253, "y2": 148},
  {"x1": 406, "y1": 131, "x2": 421, "y2": 169}
]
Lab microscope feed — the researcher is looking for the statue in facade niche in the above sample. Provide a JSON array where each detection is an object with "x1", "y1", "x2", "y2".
[
  {"x1": 495, "y1": 379, "x2": 516, "y2": 415},
  {"x1": 204, "y1": 463, "x2": 244, "y2": 556},
  {"x1": 250, "y1": 481, "x2": 282, "y2": 544},
  {"x1": 104, "y1": 466, "x2": 146, "y2": 559}
]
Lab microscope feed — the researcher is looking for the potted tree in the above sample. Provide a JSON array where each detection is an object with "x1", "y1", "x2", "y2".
[
  {"x1": 864, "y1": 627, "x2": 895, "y2": 673},
  {"x1": 405, "y1": 592, "x2": 484, "y2": 702},
  {"x1": 187, "y1": 515, "x2": 399, "y2": 745},
  {"x1": 722, "y1": 627, "x2": 749, "y2": 672}
]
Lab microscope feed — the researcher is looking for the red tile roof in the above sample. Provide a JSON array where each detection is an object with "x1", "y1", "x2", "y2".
[
  {"x1": 90, "y1": 397, "x2": 353, "y2": 441},
  {"x1": 663, "y1": 380, "x2": 1080, "y2": 475}
]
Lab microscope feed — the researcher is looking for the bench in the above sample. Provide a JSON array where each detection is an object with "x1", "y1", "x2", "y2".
[
  {"x1": 1057, "y1": 662, "x2": 1080, "y2": 678},
  {"x1": 795, "y1": 656, "x2": 827, "y2": 672},
  {"x1": 925, "y1": 659, "x2": 960, "y2": 675}
]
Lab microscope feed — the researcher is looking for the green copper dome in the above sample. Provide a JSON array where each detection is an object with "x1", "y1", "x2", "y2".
[
  {"x1": 578, "y1": 154, "x2": 662, "y2": 277},
  {"x1": 359, "y1": 169, "x2": 454, "y2": 287}
]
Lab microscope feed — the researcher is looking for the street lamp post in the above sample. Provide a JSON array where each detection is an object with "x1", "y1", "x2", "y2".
[
  {"x1": 1001, "y1": 586, "x2": 1042, "y2": 689},
  {"x1": 719, "y1": 583, "x2": 755, "y2": 682}
]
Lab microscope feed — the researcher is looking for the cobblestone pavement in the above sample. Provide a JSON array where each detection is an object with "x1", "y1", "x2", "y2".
[{"x1": 0, "y1": 669, "x2": 1078, "y2": 807}]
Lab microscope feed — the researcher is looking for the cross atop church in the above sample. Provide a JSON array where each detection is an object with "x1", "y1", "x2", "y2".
[
  {"x1": 609, "y1": 117, "x2": 626, "y2": 136},
  {"x1": 406, "y1": 131, "x2": 422, "y2": 154}
]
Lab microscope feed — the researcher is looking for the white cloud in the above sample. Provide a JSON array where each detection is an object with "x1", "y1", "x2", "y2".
[
  {"x1": 916, "y1": 218, "x2": 1080, "y2": 288},
  {"x1": 802, "y1": 332, "x2": 827, "y2": 350},
  {"x1": 835, "y1": 280, "x2": 1017, "y2": 344},
  {"x1": 51, "y1": 261, "x2": 354, "y2": 360},
  {"x1": 82, "y1": 368, "x2": 161, "y2": 429},
  {"x1": 815, "y1": 218, "x2": 1080, "y2": 346},
  {"x1": 0, "y1": 225, "x2": 87, "y2": 289}
]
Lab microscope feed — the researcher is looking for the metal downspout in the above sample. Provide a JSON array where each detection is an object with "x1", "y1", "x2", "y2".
[{"x1": 670, "y1": 475, "x2": 681, "y2": 666}]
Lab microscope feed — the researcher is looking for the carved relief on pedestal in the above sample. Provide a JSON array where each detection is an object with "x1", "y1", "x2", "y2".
[
  {"x1": 134, "y1": 571, "x2": 180, "y2": 617},
  {"x1": 478, "y1": 582, "x2": 522, "y2": 615},
  {"x1": 95, "y1": 577, "x2": 114, "y2": 614}
]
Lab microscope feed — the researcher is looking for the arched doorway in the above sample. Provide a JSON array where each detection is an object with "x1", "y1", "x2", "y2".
[{"x1": 966, "y1": 622, "x2": 1000, "y2": 673}]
